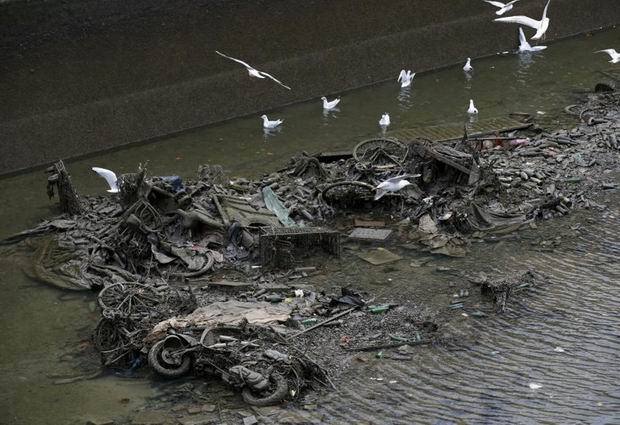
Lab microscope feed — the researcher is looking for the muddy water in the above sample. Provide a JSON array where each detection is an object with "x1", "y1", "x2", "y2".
[{"x1": 0, "y1": 28, "x2": 619, "y2": 424}]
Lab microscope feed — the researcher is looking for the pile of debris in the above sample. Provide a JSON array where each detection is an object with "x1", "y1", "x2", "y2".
[
  {"x1": 476, "y1": 269, "x2": 545, "y2": 313},
  {"x1": 0, "y1": 90, "x2": 618, "y2": 405},
  {"x1": 93, "y1": 279, "x2": 439, "y2": 405},
  {"x1": 4, "y1": 92, "x2": 619, "y2": 288}
]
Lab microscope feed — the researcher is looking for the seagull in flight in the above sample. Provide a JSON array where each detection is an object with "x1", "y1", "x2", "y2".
[
  {"x1": 518, "y1": 27, "x2": 547, "y2": 52},
  {"x1": 495, "y1": 0, "x2": 551, "y2": 40},
  {"x1": 321, "y1": 96, "x2": 341, "y2": 110},
  {"x1": 397, "y1": 70, "x2": 415, "y2": 88},
  {"x1": 595, "y1": 49, "x2": 620, "y2": 64},
  {"x1": 261, "y1": 114, "x2": 283, "y2": 129},
  {"x1": 92, "y1": 167, "x2": 120, "y2": 193},
  {"x1": 215, "y1": 51, "x2": 291, "y2": 90},
  {"x1": 374, "y1": 175, "x2": 420, "y2": 200},
  {"x1": 483, "y1": 0, "x2": 520, "y2": 16}
]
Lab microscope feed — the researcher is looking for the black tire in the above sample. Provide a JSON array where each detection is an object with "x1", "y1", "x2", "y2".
[
  {"x1": 241, "y1": 374, "x2": 289, "y2": 407},
  {"x1": 148, "y1": 339, "x2": 192, "y2": 378},
  {"x1": 93, "y1": 318, "x2": 123, "y2": 352}
]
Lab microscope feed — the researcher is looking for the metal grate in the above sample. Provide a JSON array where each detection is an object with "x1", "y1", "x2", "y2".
[{"x1": 259, "y1": 227, "x2": 341, "y2": 268}]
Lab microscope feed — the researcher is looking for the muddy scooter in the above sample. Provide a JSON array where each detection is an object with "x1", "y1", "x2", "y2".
[{"x1": 147, "y1": 327, "x2": 289, "y2": 406}]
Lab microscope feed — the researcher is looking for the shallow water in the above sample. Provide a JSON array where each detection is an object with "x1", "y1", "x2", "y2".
[{"x1": 0, "y1": 27, "x2": 619, "y2": 424}]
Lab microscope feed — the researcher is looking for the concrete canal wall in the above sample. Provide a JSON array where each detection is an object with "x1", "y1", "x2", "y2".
[{"x1": 1, "y1": 0, "x2": 619, "y2": 175}]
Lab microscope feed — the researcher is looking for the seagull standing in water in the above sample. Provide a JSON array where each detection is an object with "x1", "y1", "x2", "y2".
[
  {"x1": 321, "y1": 96, "x2": 341, "y2": 110},
  {"x1": 397, "y1": 70, "x2": 415, "y2": 88},
  {"x1": 483, "y1": 0, "x2": 520, "y2": 16},
  {"x1": 379, "y1": 113, "x2": 391, "y2": 128},
  {"x1": 463, "y1": 58, "x2": 473, "y2": 72},
  {"x1": 468, "y1": 99, "x2": 479, "y2": 114},
  {"x1": 495, "y1": 0, "x2": 551, "y2": 40},
  {"x1": 374, "y1": 175, "x2": 420, "y2": 200},
  {"x1": 595, "y1": 49, "x2": 620, "y2": 64},
  {"x1": 215, "y1": 51, "x2": 291, "y2": 90},
  {"x1": 261, "y1": 115, "x2": 283, "y2": 129},
  {"x1": 92, "y1": 167, "x2": 120, "y2": 193},
  {"x1": 518, "y1": 27, "x2": 547, "y2": 52}
]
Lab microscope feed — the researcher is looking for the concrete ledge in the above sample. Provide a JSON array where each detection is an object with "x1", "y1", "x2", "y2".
[{"x1": 1, "y1": 0, "x2": 619, "y2": 175}]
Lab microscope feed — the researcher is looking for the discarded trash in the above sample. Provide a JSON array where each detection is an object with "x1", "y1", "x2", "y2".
[
  {"x1": 356, "y1": 248, "x2": 402, "y2": 265},
  {"x1": 354, "y1": 218, "x2": 386, "y2": 228},
  {"x1": 479, "y1": 270, "x2": 544, "y2": 312},
  {"x1": 348, "y1": 228, "x2": 393, "y2": 242},
  {"x1": 262, "y1": 186, "x2": 297, "y2": 227},
  {"x1": 368, "y1": 305, "x2": 391, "y2": 314},
  {"x1": 2, "y1": 89, "x2": 618, "y2": 410},
  {"x1": 259, "y1": 227, "x2": 341, "y2": 269}
]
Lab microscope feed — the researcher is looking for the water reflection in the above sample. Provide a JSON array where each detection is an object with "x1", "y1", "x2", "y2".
[
  {"x1": 397, "y1": 86, "x2": 414, "y2": 111},
  {"x1": 322, "y1": 107, "x2": 340, "y2": 123},
  {"x1": 263, "y1": 125, "x2": 283, "y2": 140},
  {"x1": 464, "y1": 71, "x2": 473, "y2": 90}
]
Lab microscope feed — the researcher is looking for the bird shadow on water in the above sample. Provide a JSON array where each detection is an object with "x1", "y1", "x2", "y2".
[
  {"x1": 464, "y1": 71, "x2": 474, "y2": 90},
  {"x1": 322, "y1": 108, "x2": 340, "y2": 125},
  {"x1": 397, "y1": 87, "x2": 414, "y2": 111},
  {"x1": 263, "y1": 126, "x2": 282, "y2": 141},
  {"x1": 517, "y1": 52, "x2": 536, "y2": 73}
]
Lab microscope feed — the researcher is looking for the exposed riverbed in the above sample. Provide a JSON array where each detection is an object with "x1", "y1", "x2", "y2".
[{"x1": 0, "y1": 28, "x2": 619, "y2": 424}]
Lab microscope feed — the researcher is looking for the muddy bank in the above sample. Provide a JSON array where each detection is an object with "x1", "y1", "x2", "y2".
[{"x1": 2, "y1": 0, "x2": 620, "y2": 175}]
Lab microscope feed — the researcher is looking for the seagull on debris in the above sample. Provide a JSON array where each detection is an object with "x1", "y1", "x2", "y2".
[
  {"x1": 321, "y1": 96, "x2": 341, "y2": 110},
  {"x1": 374, "y1": 175, "x2": 420, "y2": 200},
  {"x1": 92, "y1": 167, "x2": 120, "y2": 193},
  {"x1": 518, "y1": 27, "x2": 547, "y2": 52},
  {"x1": 463, "y1": 58, "x2": 473, "y2": 72},
  {"x1": 495, "y1": 0, "x2": 551, "y2": 40},
  {"x1": 261, "y1": 115, "x2": 283, "y2": 129},
  {"x1": 595, "y1": 49, "x2": 620, "y2": 64},
  {"x1": 397, "y1": 70, "x2": 415, "y2": 88},
  {"x1": 215, "y1": 50, "x2": 291, "y2": 90},
  {"x1": 379, "y1": 113, "x2": 391, "y2": 127},
  {"x1": 467, "y1": 99, "x2": 479, "y2": 114},
  {"x1": 483, "y1": 0, "x2": 520, "y2": 16}
]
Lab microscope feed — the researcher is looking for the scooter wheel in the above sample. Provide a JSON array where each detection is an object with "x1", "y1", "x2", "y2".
[
  {"x1": 241, "y1": 374, "x2": 289, "y2": 406},
  {"x1": 148, "y1": 339, "x2": 192, "y2": 378}
]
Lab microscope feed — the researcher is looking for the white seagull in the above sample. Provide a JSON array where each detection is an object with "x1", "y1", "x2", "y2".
[
  {"x1": 495, "y1": 0, "x2": 551, "y2": 41},
  {"x1": 215, "y1": 51, "x2": 291, "y2": 90},
  {"x1": 374, "y1": 175, "x2": 420, "y2": 200},
  {"x1": 379, "y1": 113, "x2": 391, "y2": 127},
  {"x1": 261, "y1": 115, "x2": 283, "y2": 129},
  {"x1": 595, "y1": 49, "x2": 620, "y2": 64},
  {"x1": 92, "y1": 167, "x2": 120, "y2": 193},
  {"x1": 518, "y1": 27, "x2": 547, "y2": 52},
  {"x1": 483, "y1": 0, "x2": 520, "y2": 16},
  {"x1": 463, "y1": 58, "x2": 473, "y2": 72},
  {"x1": 321, "y1": 96, "x2": 341, "y2": 110},
  {"x1": 467, "y1": 99, "x2": 479, "y2": 114},
  {"x1": 397, "y1": 70, "x2": 415, "y2": 88}
]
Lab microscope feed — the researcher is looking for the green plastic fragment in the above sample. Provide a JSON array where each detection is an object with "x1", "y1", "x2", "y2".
[{"x1": 369, "y1": 305, "x2": 390, "y2": 314}]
